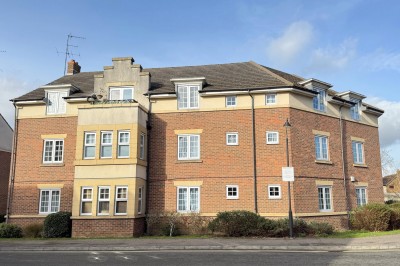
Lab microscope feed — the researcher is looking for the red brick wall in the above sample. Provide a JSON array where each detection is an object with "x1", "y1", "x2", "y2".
[
  {"x1": 0, "y1": 150, "x2": 11, "y2": 214},
  {"x1": 148, "y1": 108, "x2": 383, "y2": 226},
  {"x1": 9, "y1": 117, "x2": 77, "y2": 216},
  {"x1": 72, "y1": 218, "x2": 145, "y2": 238}
]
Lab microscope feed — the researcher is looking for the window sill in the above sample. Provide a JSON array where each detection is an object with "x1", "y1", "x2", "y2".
[
  {"x1": 227, "y1": 198, "x2": 239, "y2": 200},
  {"x1": 41, "y1": 163, "x2": 65, "y2": 167},
  {"x1": 176, "y1": 160, "x2": 203, "y2": 163},
  {"x1": 353, "y1": 163, "x2": 368, "y2": 168},
  {"x1": 315, "y1": 160, "x2": 333, "y2": 165},
  {"x1": 268, "y1": 197, "x2": 282, "y2": 200}
]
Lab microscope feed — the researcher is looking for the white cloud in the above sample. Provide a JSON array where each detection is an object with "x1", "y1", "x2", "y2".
[
  {"x1": 0, "y1": 76, "x2": 37, "y2": 128},
  {"x1": 367, "y1": 97, "x2": 400, "y2": 148},
  {"x1": 307, "y1": 38, "x2": 357, "y2": 73},
  {"x1": 361, "y1": 49, "x2": 400, "y2": 72},
  {"x1": 266, "y1": 21, "x2": 313, "y2": 65}
]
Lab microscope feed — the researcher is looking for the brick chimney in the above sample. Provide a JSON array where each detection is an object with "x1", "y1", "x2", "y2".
[{"x1": 67, "y1": 60, "x2": 81, "y2": 75}]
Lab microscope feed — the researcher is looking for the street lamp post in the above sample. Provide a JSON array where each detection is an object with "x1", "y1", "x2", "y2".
[{"x1": 284, "y1": 118, "x2": 293, "y2": 239}]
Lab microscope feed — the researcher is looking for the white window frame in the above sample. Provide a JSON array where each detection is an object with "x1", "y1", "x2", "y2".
[
  {"x1": 46, "y1": 90, "x2": 68, "y2": 115},
  {"x1": 266, "y1": 94, "x2": 276, "y2": 105},
  {"x1": 350, "y1": 99, "x2": 361, "y2": 121},
  {"x1": 42, "y1": 139, "x2": 64, "y2": 163},
  {"x1": 352, "y1": 141, "x2": 364, "y2": 164},
  {"x1": 356, "y1": 187, "x2": 367, "y2": 207},
  {"x1": 226, "y1": 185, "x2": 239, "y2": 199},
  {"x1": 100, "y1": 131, "x2": 113, "y2": 159},
  {"x1": 84, "y1": 132, "x2": 96, "y2": 159},
  {"x1": 177, "y1": 134, "x2": 200, "y2": 160},
  {"x1": 313, "y1": 88, "x2": 326, "y2": 112},
  {"x1": 318, "y1": 186, "x2": 332, "y2": 212},
  {"x1": 266, "y1": 131, "x2": 279, "y2": 144},
  {"x1": 97, "y1": 186, "x2": 110, "y2": 215},
  {"x1": 268, "y1": 185, "x2": 281, "y2": 199},
  {"x1": 226, "y1": 95, "x2": 237, "y2": 107},
  {"x1": 177, "y1": 186, "x2": 200, "y2": 213},
  {"x1": 315, "y1": 135, "x2": 329, "y2": 161},
  {"x1": 139, "y1": 133, "x2": 145, "y2": 160},
  {"x1": 115, "y1": 186, "x2": 128, "y2": 215},
  {"x1": 137, "y1": 186, "x2": 143, "y2": 214},
  {"x1": 109, "y1": 86, "x2": 134, "y2": 101},
  {"x1": 226, "y1": 132, "x2": 239, "y2": 146},
  {"x1": 39, "y1": 189, "x2": 60, "y2": 214},
  {"x1": 118, "y1": 131, "x2": 130, "y2": 158},
  {"x1": 80, "y1": 187, "x2": 93, "y2": 216},
  {"x1": 177, "y1": 84, "x2": 200, "y2": 109}
]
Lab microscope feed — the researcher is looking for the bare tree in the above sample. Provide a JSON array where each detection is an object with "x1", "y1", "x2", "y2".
[{"x1": 381, "y1": 148, "x2": 398, "y2": 176}]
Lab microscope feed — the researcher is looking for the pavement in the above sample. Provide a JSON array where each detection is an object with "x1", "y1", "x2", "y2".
[{"x1": 1, "y1": 234, "x2": 400, "y2": 252}]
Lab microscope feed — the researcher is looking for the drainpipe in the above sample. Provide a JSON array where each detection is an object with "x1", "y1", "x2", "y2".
[
  {"x1": 6, "y1": 103, "x2": 18, "y2": 223},
  {"x1": 144, "y1": 94, "x2": 152, "y2": 233},
  {"x1": 248, "y1": 90, "x2": 258, "y2": 213},
  {"x1": 339, "y1": 105, "x2": 351, "y2": 227}
]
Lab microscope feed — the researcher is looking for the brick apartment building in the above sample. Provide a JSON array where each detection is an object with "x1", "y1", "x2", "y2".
[
  {"x1": 0, "y1": 113, "x2": 13, "y2": 216},
  {"x1": 7, "y1": 57, "x2": 384, "y2": 237}
]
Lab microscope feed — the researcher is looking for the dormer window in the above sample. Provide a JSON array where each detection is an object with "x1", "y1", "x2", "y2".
[
  {"x1": 177, "y1": 85, "x2": 199, "y2": 109},
  {"x1": 46, "y1": 91, "x2": 68, "y2": 115},
  {"x1": 109, "y1": 87, "x2": 133, "y2": 101},
  {"x1": 313, "y1": 88, "x2": 326, "y2": 112},
  {"x1": 350, "y1": 98, "x2": 361, "y2": 120}
]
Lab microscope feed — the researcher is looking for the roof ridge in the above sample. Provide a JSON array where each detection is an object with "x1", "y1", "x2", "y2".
[
  {"x1": 144, "y1": 61, "x2": 249, "y2": 71},
  {"x1": 248, "y1": 61, "x2": 293, "y2": 86}
]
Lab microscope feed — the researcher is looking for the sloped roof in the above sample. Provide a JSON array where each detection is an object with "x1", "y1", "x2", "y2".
[
  {"x1": 0, "y1": 113, "x2": 13, "y2": 152},
  {"x1": 12, "y1": 61, "x2": 306, "y2": 101},
  {"x1": 383, "y1": 173, "x2": 399, "y2": 186}
]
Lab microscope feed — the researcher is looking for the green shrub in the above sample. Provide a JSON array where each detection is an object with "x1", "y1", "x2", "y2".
[
  {"x1": 43, "y1": 212, "x2": 72, "y2": 238},
  {"x1": 388, "y1": 203, "x2": 400, "y2": 230},
  {"x1": 0, "y1": 223, "x2": 23, "y2": 238},
  {"x1": 308, "y1": 222, "x2": 334, "y2": 236},
  {"x1": 0, "y1": 214, "x2": 5, "y2": 223},
  {"x1": 23, "y1": 223, "x2": 44, "y2": 238},
  {"x1": 208, "y1": 210, "x2": 268, "y2": 237},
  {"x1": 270, "y1": 218, "x2": 310, "y2": 237},
  {"x1": 351, "y1": 203, "x2": 391, "y2": 231}
]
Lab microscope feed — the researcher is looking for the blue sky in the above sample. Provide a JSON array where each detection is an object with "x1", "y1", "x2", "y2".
[{"x1": 1, "y1": 0, "x2": 399, "y2": 172}]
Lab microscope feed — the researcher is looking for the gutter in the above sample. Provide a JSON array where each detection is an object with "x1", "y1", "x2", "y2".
[
  {"x1": 339, "y1": 105, "x2": 351, "y2": 228},
  {"x1": 144, "y1": 94, "x2": 152, "y2": 233},
  {"x1": 248, "y1": 90, "x2": 258, "y2": 213},
  {"x1": 6, "y1": 103, "x2": 18, "y2": 223}
]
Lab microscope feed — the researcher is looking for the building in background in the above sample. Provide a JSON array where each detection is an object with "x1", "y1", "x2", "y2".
[
  {"x1": 7, "y1": 57, "x2": 384, "y2": 237},
  {"x1": 0, "y1": 114, "x2": 13, "y2": 216},
  {"x1": 383, "y1": 171, "x2": 400, "y2": 202}
]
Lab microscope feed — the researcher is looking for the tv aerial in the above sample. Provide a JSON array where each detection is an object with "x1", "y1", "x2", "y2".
[{"x1": 56, "y1": 33, "x2": 85, "y2": 75}]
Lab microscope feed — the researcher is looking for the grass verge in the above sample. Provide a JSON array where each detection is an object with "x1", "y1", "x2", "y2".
[{"x1": 329, "y1": 229, "x2": 400, "y2": 238}]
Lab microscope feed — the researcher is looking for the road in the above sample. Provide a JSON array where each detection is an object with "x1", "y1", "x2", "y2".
[{"x1": 0, "y1": 250, "x2": 399, "y2": 265}]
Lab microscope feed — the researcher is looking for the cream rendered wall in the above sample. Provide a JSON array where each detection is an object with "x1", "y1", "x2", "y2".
[
  {"x1": 71, "y1": 178, "x2": 140, "y2": 218},
  {"x1": 17, "y1": 102, "x2": 83, "y2": 119}
]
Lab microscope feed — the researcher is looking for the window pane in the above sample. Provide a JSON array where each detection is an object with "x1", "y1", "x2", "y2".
[
  {"x1": 321, "y1": 137, "x2": 328, "y2": 159},
  {"x1": 178, "y1": 86, "x2": 188, "y2": 109},
  {"x1": 178, "y1": 188, "x2": 187, "y2": 211},
  {"x1": 44, "y1": 141, "x2": 53, "y2": 162},
  {"x1": 118, "y1": 145, "x2": 129, "y2": 157},
  {"x1": 190, "y1": 87, "x2": 198, "y2": 108},
  {"x1": 190, "y1": 188, "x2": 199, "y2": 211},
  {"x1": 85, "y1": 146, "x2": 95, "y2": 158},
  {"x1": 116, "y1": 201, "x2": 127, "y2": 214},
  {"x1": 123, "y1": 88, "x2": 133, "y2": 100},
  {"x1": 178, "y1": 136, "x2": 188, "y2": 159},
  {"x1": 110, "y1": 90, "x2": 120, "y2": 100},
  {"x1": 51, "y1": 191, "x2": 60, "y2": 212},
  {"x1": 86, "y1": 134, "x2": 95, "y2": 144},
  {"x1": 40, "y1": 191, "x2": 50, "y2": 213},
  {"x1": 82, "y1": 189, "x2": 92, "y2": 199},
  {"x1": 81, "y1": 202, "x2": 92, "y2": 214},
  {"x1": 54, "y1": 140, "x2": 63, "y2": 162},
  {"x1": 190, "y1": 135, "x2": 199, "y2": 158},
  {"x1": 117, "y1": 187, "x2": 127, "y2": 199},
  {"x1": 119, "y1": 132, "x2": 129, "y2": 143},
  {"x1": 318, "y1": 188, "x2": 324, "y2": 210},
  {"x1": 324, "y1": 188, "x2": 331, "y2": 209},
  {"x1": 98, "y1": 202, "x2": 109, "y2": 214}
]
